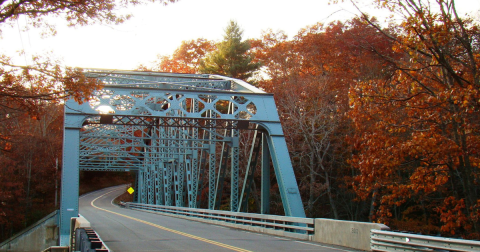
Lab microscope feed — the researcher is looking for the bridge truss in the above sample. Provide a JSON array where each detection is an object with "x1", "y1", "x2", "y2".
[{"x1": 59, "y1": 69, "x2": 306, "y2": 245}]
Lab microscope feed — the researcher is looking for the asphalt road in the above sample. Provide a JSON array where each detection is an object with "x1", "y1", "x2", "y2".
[{"x1": 79, "y1": 186, "x2": 357, "y2": 252}]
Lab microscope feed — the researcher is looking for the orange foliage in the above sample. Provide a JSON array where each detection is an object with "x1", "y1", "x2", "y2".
[
  {"x1": 254, "y1": 18, "x2": 394, "y2": 219},
  {"x1": 348, "y1": 0, "x2": 480, "y2": 237},
  {"x1": 153, "y1": 39, "x2": 216, "y2": 73}
]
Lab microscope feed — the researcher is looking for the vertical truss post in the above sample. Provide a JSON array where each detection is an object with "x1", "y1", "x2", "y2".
[
  {"x1": 190, "y1": 106, "x2": 200, "y2": 208},
  {"x1": 185, "y1": 158, "x2": 192, "y2": 205},
  {"x1": 137, "y1": 171, "x2": 143, "y2": 203},
  {"x1": 155, "y1": 162, "x2": 164, "y2": 205},
  {"x1": 164, "y1": 126, "x2": 174, "y2": 206},
  {"x1": 153, "y1": 126, "x2": 164, "y2": 205},
  {"x1": 145, "y1": 126, "x2": 154, "y2": 205},
  {"x1": 178, "y1": 129, "x2": 186, "y2": 207},
  {"x1": 208, "y1": 148, "x2": 216, "y2": 210},
  {"x1": 261, "y1": 133, "x2": 270, "y2": 214},
  {"x1": 197, "y1": 151, "x2": 207, "y2": 208},
  {"x1": 175, "y1": 153, "x2": 185, "y2": 206},
  {"x1": 207, "y1": 108, "x2": 217, "y2": 210},
  {"x1": 147, "y1": 163, "x2": 154, "y2": 204},
  {"x1": 59, "y1": 128, "x2": 80, "y2": 246},
  {"x1": 174, "y1": 160, "x2": 180, "y2": 206},
  {"x1": 208, "y1": 134, "x2": 216, "y2": 209},
  {"x1": 133, "y1": 171, "x2": 139, "y2": 203},
  {"x1": 187, "y1": 139, "x2": 198, "y2": 207},
  {"x1": 164, "y1": 162, "x2": 173, "y2": 206},
  {"x1": 139, "y1": 169, "x2": 147, "y2": 203},
  {"x1": 230, "y1": 127, "x2": 240, "y2": 212}
]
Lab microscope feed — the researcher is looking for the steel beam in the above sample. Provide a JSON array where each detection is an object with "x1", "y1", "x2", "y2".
[{"x1": 59, "y1": 128, "x2": 80, "y2": 246}]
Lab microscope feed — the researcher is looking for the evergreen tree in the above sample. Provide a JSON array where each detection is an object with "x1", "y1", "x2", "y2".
[{"x1": 199, "y1": 20, "x2": 261, "y2": 80}]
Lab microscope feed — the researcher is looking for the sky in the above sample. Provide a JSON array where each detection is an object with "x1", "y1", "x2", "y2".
[{"x1": 1, "y1": 0, "x2": 479, "y2": 70}]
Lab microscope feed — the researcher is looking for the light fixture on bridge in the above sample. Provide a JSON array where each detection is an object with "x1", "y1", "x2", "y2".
[{"x1": 100, "y1": 115, "x2": 114, "y2": 124}]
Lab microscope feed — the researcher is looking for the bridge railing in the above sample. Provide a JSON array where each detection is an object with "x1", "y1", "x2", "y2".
[
  {"x1": 371, "y1": 229, "x2": 480, "y2": 252},
  {"x1": 124, "y1": 202, "x2": 314, "y2": 240},
  {"x1": 122, "y1": 202, "x2": 480, "y2": 251}
]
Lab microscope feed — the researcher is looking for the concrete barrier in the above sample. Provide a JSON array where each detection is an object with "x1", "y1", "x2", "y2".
[
  {"x1": 73, "y1": 215, "x2": 91, "y2": 229},
  {"x1": 313, "y1": 218, "x2": 390, "y2": 251},
  {"x1": 0, "y1": 211, "x2": 59, "y2": 252}
]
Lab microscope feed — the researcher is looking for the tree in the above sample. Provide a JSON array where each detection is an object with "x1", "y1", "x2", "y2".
[
  {"x1": 0, "y1": 0, "x2": 177, "y2": 29},
  {"x1": 348, "y1": 0, "x2": 480, "y2": 238},
  {"x1": 254, "y1": 18, "x2": 394, "y2": 219},
  {"x1": 0, "y1": 0, "x2": 177, "y2": 152},
  {"x1": 0, "y1": 0, "x2": 179, "y2": 112},
  {"x1": 0, "y1": 103, "x2": 63, "y2": 241},
  {"x1": 0, "y1": 0, "x2": 178, "y2": 242},
  {"x1": 199, "y1": 20, "x2": 261, "y2": 80},
  {"x1": 154, "y1": 38, "x2": 216, "y2": 73}
]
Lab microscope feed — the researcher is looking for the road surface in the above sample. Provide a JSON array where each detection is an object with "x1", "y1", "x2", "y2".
[{"x1": 79, "y1": 186, "x2": 357, "y2": 252}]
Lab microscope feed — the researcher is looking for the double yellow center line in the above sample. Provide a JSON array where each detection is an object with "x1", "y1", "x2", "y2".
[{"x1": 90, "y1": 189, "x2": 252, "y2": 252}]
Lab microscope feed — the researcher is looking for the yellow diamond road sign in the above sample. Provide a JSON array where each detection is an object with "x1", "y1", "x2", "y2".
[{"x1": 127, "y1": 187, "x2": 134, "y2": 194}]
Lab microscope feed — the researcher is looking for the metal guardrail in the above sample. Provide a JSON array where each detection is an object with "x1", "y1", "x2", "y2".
[
  {"x1": 124, "y1": 202, "x2": 314, "y2": 240},
  {"x1": 123, "y1": 202, "x2": 480, "y2": 251},
  {"x1": 371, "y1": 229, "x2": 480, "y2": 252}
]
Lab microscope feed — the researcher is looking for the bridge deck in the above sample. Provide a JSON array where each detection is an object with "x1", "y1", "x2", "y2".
[{"x1": 79, "y1": 186, "x2": 355, "y2": 252}]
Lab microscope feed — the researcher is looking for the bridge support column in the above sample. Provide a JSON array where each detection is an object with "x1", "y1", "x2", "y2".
[
  {"x1": 261, "y1": 122, "x2": 306, "y2": 218},
  {"x1": 266, "y1": 135, "x2": 305, "y2": 217},
  {"x1": 59, "y1": 128, "x2": 80, "y2": 246}
]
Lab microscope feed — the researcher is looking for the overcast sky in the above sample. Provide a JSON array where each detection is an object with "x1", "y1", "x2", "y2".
[{"x1": 1, "y1": 0, "x2": 479, "y2": 70}]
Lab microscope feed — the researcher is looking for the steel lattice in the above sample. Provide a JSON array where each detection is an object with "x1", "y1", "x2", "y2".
[{"x1": 58, "y1": 69, "x2": 306, "y2": 246}]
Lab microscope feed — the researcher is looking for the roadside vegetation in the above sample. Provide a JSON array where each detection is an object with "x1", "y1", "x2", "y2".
[{"x1": 1, "y1": 0, "x2": 479, "y2": 242}]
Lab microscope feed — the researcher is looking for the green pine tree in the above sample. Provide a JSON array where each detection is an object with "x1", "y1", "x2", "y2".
[{"x1": 199, "y1": 20, "x2": 261, "y2": 80}]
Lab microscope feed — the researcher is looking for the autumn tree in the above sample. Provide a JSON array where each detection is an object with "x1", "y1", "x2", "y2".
[
  {"x1": 151, "y1": 38, "x2": 216, "y2": 73},
  {"x1": 199, "y1": 20, "x2": 261, "y2": 80},
  {"x1": 254, "y1": 18, "x2": 394, "y2": 219},
  {"x1": 0, "y1": 0, "x2": 179, "y2": 111},
  {"x1": 348, "y1": 0, "x2": 480, "y2": 238},
  {"x1": 0, "y1": 0, "x2": 178, "y2": 242},
  {"x1": 0, "y1": 0, "x2": 175, "y2": 152},
  {"x1": 0, "y1": 103, "x2": 63, "y2": 241}
]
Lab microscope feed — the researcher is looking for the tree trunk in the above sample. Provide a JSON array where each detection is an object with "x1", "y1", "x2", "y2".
[{"x1": 325, "y1": 170, "x2": 339, "y2": 219}]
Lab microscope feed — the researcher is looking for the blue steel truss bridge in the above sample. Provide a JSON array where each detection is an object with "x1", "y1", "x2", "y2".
[{"x1": 59, "y1": 69, "x2": 305, "y2": 245}]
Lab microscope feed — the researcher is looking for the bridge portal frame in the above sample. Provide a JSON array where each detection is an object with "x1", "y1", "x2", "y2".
[{"x1": 59, "y1": 70, "x2": 305, "y2": 245}]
